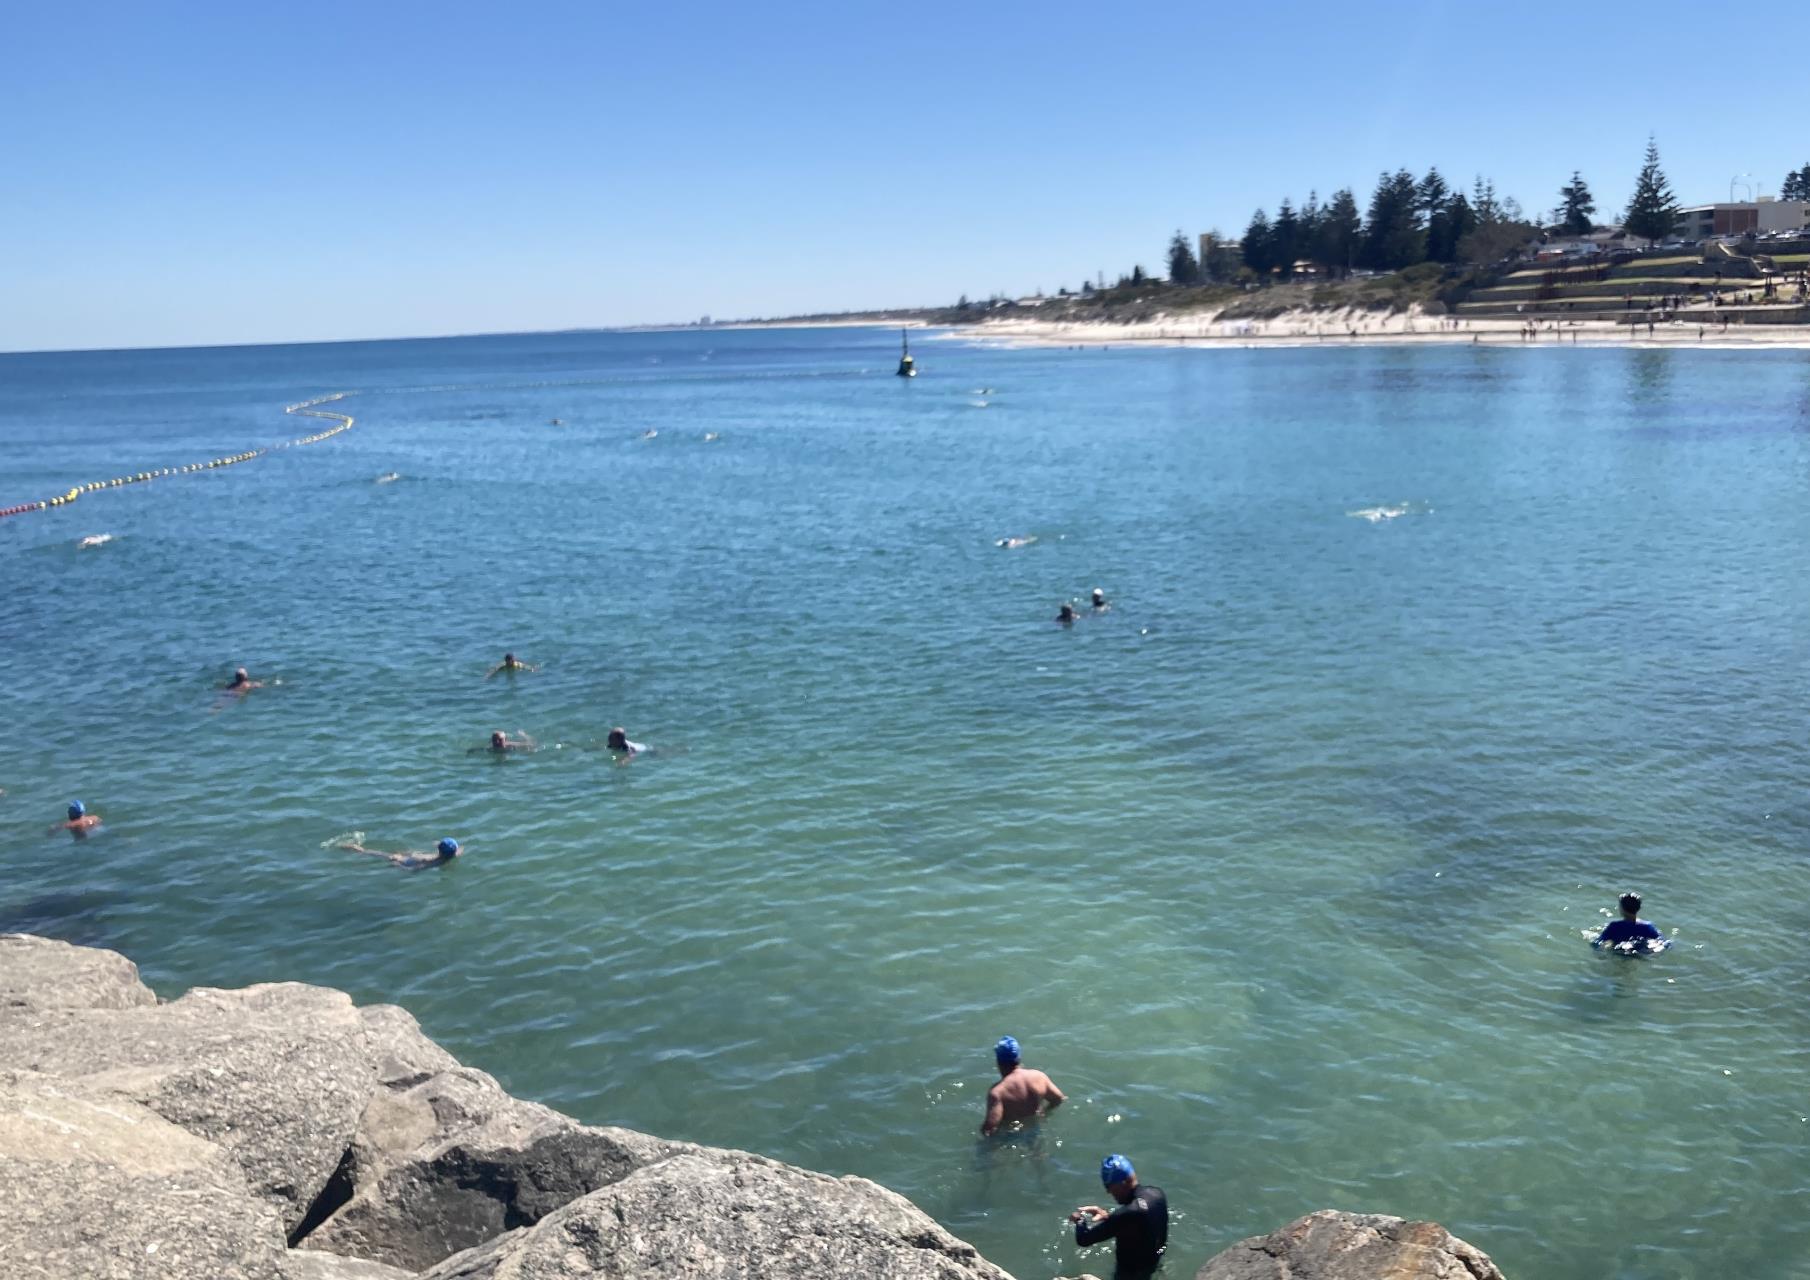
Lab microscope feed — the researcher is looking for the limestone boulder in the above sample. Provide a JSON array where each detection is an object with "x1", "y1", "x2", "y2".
[
  {"x1": 301, "y1": 1056, "x2": 682, "y2": 1271},
  {"x1": 0, "y1": 933, "x2": 157, "y2": 1011},
  {"x1": 0, "y1": 980, "x2": 375, "y2": 1236},
  {"x1": 0, "y1": 1068, "x2": 289, "y2": 1280},
  {"x1": 280, "y1": 1249, "x2": 419, "y2": 1280},
  {"x1": 419, "y1": 1149, "x2": 1015, "y2": 1280},
  {"x1": 1195, "y1": 1210, "x2": 1506, "y2": 1280}
]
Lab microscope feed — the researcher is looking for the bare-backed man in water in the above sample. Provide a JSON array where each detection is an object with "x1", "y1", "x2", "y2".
[{"x1": 980, "y1": 1035, "x2": 1066, "y2": 1136}]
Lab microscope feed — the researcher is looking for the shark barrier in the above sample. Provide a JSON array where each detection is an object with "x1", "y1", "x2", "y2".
[{"x1": 0, "y1": 392, "x2": 356, "y2": 520}]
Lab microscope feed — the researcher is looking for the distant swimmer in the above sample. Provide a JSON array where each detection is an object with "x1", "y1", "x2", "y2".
[
  {"x1": 549, "y1": 418, "x2": 564, "y2": 425},
  {"x1": 225, "y1": 667, "x2": 264, "y2": 695},
  {"x1": 375, "y1": 472, "x2": 401, "y2": 484},
  {"x1": 640, "y1": 429, "x2": 658, "y2": 440},
  {"x1": 1070, "y1": 1155, "x2": 1168, "y2": 1280},
  {"x1": 486, "y1": 652, "x2": 538, "y2": 678},
  {"x1": 704, "y1": 432, "x2": 720, "y2": 442},
  {"x1": 1594, "y1": 891, "x2": 1666, "y2": 953},
  {"x1": 997, "y1": 536, "x2": 1037, "y2": 549},
  {"x1": 486, "y1": 730, "x2": 536, "y2": 754},
  {"x1": 49, "y1": 800, "x2": 102, "y2": 837},
  {"x1": 606, "y1": 726, "x2": 647, "y2": 759},
  {"x1": 77, "y1": 534, "x2": 113, "y2": 549},
  {"x1": 1091, "y1": 587, "x2": 1109, "y2": 611},
  {"x1": 1057, "y1": 603, "x2": 1077, "y2": 625},
  {"x1": 980, "y1": 1036, "x2": 1066, "y2": 1136},
  {"x1": 335, "y1": 835, "x2": 461, "y2": 870}
]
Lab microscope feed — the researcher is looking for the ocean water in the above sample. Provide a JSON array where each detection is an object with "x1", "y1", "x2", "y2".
[{"x1": 2, "y1": 328, "x2": 1808, "y2": 1280}]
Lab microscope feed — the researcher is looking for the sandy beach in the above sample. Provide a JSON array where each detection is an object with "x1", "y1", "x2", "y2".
[{"x1": 939, "y1": 305, "x2": 1810, "y2": 350}]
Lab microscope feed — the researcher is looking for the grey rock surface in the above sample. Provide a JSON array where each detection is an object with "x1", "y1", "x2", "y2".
[
  {"x1": 303, "y1": 1057, "x2": 681, "y2": 1270},
  {"x1": 1195, "y1": 1210, "x2": 1506, "y2": 1280},
  {"x1": 281, "y1": 1249, "x2": 420, "y2": 1280},
  {"x1": 0, "y1": 980, "x2": 376, "y2": 1235},
  {"x1": 420, "y1": 1150, "x2": 1016, "y2": 1280},
  {"x1": 360, "y1": 1003, "x2": 461, "y2": 1087},
  {"x1": 0, "y1": 932, "x2": 157, "y2": 1011},
  {"x1": 0, "y1": 1068, "x2": 289, "y2": 1280}
]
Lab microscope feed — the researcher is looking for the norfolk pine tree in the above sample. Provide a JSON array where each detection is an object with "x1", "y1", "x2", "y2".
[
  {"x1": 1558, "y1": 171, "x2": 1596, "y2": 236},
  {"x1": 1623, "y1": 138, "x2": 1679, "y2": 245}
]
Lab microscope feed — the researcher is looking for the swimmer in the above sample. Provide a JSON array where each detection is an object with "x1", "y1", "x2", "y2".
[
  {"x1": 606, "y1": 726, "x2": 646, "y2": 759},
  {"x1": 49, "y1": 800, "x2": 102, "y2": 837},
  {"x1": 704, "y1": 432, "x2": 720, "y2": 442},
  {"x1": 1091, "y1": 587, "x2": 1109, "y2": 611},
  {"x1": 980, "y1": 1036, "x2": 1065, "y2": 1136},
  {"x1": 1594, "y1": 891, "x2": 1665, "y2": 953},
  {"x1": 486, "y1": 652, "x2": 538, "y2": 678},
  {"x1": 1070, "y1": 1155, "x2": 1168, "y2": 1280},
  {"x1": 997, "y1": 536, "x2": 1037, "y2": 549},
  {"x1": 224, "y1": 667, "x2": 264, "y2": 695},
  {"x1": 1057, "y1": 603, "x2": 1077, "y2": 625},
  {"x1": 486, "y1": 730, "x2": 536, "y2": 753},
  {"x1": 640, "y1": 429, "x2": 658, "y2": 440},
  {"x1": 335, "y1": 835, "x2": 462, "y2": 870}
]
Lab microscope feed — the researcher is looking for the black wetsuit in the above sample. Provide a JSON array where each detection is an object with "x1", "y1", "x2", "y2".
[{"x1": 1076, "y1": 1183, "x2": 1167, "y2": 1277}]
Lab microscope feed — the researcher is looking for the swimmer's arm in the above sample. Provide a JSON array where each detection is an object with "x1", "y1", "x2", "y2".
[
  {"x1": 484, "y1": 665, "x2": 503, "y2": 679},
  {"x1": 980, "y1": 1090, "x2": 1005, "y2": 1137},
  {"x1": 1042, "y1": 1078, "x2": 1066, "y2": 1110}
]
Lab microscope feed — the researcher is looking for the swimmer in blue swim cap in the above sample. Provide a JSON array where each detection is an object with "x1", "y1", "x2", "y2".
[
  {"x1": 1070, "y1": 1154, "x2": 1168, "y2": 1278},
  {"x1": 50, "y1": 800, "x2": 103, "y2": 837},
  {"x1": 980, "y1": 1034, "x2": 1065, "y2": 1136},
  {"x1": 334, "y1": 834, "x2": 462, "y2": 870}
]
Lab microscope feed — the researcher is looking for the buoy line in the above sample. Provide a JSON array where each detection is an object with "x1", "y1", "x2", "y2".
[{"x1": 0, "y1": 392, "x2": 358, "y2": 520}]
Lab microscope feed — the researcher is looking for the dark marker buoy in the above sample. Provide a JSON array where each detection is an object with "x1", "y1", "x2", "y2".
[{"x1": 896, "y1": 328, "x2": 916, "y2": 377}]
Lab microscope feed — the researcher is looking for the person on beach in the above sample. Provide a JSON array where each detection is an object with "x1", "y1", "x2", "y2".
[
  {"x1": 981, "y1": 1035, "x2": 1066, "y2": 1136},
  {"x1": 1057, "y1": 603, "x2": 1077, "y2": 625},
  {"x1": 606, "y1": 727, "x2": 646, "y2": 758},
  {"x1": 225, "y1": 667, "x2": 263, "y2": 695},
  {"x1": 486, "y1": 652, "x2": 537, "y2": 678},
  {"x1": 49, "y1": 800, "x2": 102, "y2": 837},
  {"x1": 486, "y1": 730, "x2": 536, "y2": 754},
  {"x1": 1595, "y1": 892, "x2": 1665, "y2": 953},
  {"x1": 1091, "y1": 587, "x2": 1109, "y2": 611},
  {"x1": 1070, "y1": 1154, "x2": 1168, "y2": 1279},
  {"x1": 336, "y1": 835, "x2": 461, "y2": 870}
]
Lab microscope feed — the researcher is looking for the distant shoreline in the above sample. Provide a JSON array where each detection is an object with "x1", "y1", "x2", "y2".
[{"x1": 733, "y1": 308, "x2": 1810, "y2": 351}]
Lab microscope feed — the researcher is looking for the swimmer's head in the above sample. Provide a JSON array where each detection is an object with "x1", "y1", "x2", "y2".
[
  {"x1": 994, "y1": 1036, "x2": 1021, "y2": 1071},
  {"x1": 232, "y1": 667, "x2": 249, "y2": 684},
  {"x1": 67, "y1": 801, "x2": 85, "y2": 820},
  {"x1": 607, "y1": 727, "x2": 629, "y2": 751},
  {"x1": 438, "y1": 838, "x2": 460, "y2": 858},
  {"x1": 1092, "y1": 588, "x2": 1105, "y2": 604},
  {"x1": 1100, "y1": 1154, "x2": 1135, "y2": 1189},
  {"x1": 504, "y1": 652, "x2": 516, "y2": 665},
  {"x1": 491, "y1": 731, "x2": 506, "y2": 749},
  {"x1": 1618, "y1": 892, "x2": 1642, "y2": 916},
  {"x1": 1058, "y1": 604, "x2": 1076, "y2": 621}
]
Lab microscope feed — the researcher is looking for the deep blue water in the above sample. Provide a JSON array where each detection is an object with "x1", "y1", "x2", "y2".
[{"x1": 3, "y1": 328, "x2": 1808, "y2": 1279}]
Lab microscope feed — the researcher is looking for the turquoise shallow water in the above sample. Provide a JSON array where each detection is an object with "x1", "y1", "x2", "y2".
[{"x1": 2, "y1": 329, "x2": 1808, "y2": 1279}]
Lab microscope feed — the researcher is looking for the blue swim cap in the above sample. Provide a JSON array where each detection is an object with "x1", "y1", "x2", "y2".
[
  {"x1": 1101, "y1": 1154, "x2": 1135, "y2": 1187},
  {"x1": 67, "y1": 801, "x2": 85, "y2": 820},
  {"x1": 994, "y1": 1036, "x2": 1021, "y2": 1069},
  {"x1": 438, "y1": 838, "x2": 459, "y2": 856}
]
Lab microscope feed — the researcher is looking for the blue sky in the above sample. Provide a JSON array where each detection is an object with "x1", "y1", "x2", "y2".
[{"x1": 10, "y1": 1, "x2": 1809, "y2": 350}]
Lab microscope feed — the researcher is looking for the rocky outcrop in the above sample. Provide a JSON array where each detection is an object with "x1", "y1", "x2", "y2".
[
  {"x1": 1, "y1": 1068, "x2": 289, "y2": 1280},
  {"x1": 420, "y1": 1150, "x2": 1015, "y2": 1280},
  {"x1": 0, "y1": 935, "x2": 1016, "y2": 1280},
  {"x1": 0, "y1": 979, "x2": 376, "y2": 1236},
  {"x1": 301, "y1": 1041, "x2": 686, "y2": 1270},
  {"x1": 0, "y1": 932, "x2": 157, "y2": 1011},
  {"x1": 1195, "y1": 1210, "x2": 1506, "y2": 1280}
]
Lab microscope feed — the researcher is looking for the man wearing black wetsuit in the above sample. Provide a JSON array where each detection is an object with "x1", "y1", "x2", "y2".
[{"x1": 1071, "y1": 1153, "x2": 1167, "y2": 1278}]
